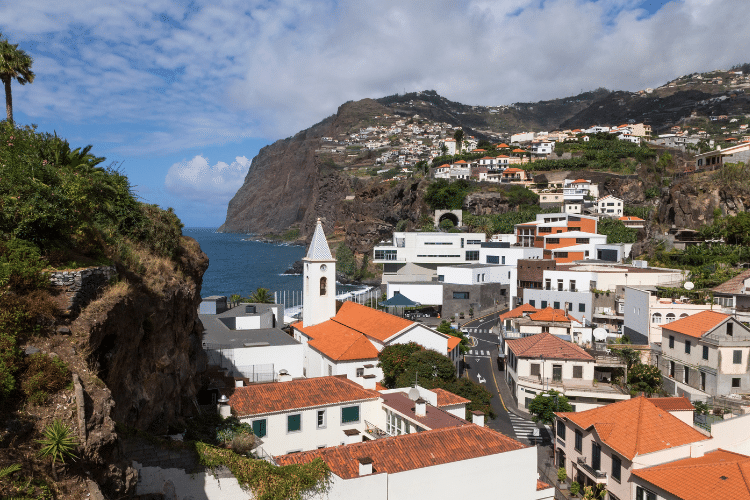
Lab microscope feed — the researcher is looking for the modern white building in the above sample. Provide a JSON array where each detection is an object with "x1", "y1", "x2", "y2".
[
  {"x1": 373, "y1": 232, "x2": 487, "y2": 284},
  {"x1": 563, "y1": 179, "x2": 599, "y2": 202},
  {"x1": 596, "y1": 195, "x2": 624, "y2": 217},
  {"x1": 623, "y1": 286, "x2": 712, "y2": 344}
]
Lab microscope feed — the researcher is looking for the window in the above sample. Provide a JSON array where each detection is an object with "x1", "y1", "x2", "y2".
[
  {"x1": 356, "y1": 368, "x2": 364, "y2": 377},
  {"x1": 317, "y1": 410, "x2": 326, "y2": 428},
  {"x1": 548, "y1": 238, "x2": 560, "y2": 244},
  {"x1": 556, "y1": 420, "x2": 566, "y2": 440},
  {"x1": 652, "y1": 313, "x2": 662, "y2": 324},
  {"x1": 328, "y1": 365, "x2": 333, "y2": 376},
  {"x1": 487, "y1": 255, "x2": 499, "y2": 264},
  {"x1": 502, "y1": 256, "x2": 506, "y2": 265},
  {"x1": 465, "y1": 251, "x2": 479, "y2": 261},
  {"x1": 541, "y1": 301, "x2": 548, "y2": 308},
  {"x1": 569, "y1": 227, "x2": 581, "y2": 231},
  {"x1": 460, "y1": 238, "x2": 464, "y2": 248},
  {"x1": 636, "y1": 486, "x2": 656, "y2": 500},
  {"x1": 734, "y1": 350, "x2": 743, "y2": 364},
  {"x1": 558, "y1": 279, "x2": 564, "y2": 291},
  {"x1": 568, "y1": 303, "x2": 573, "y2": 311},
  {"x1": 453, "y1": 291, "x2": 469, "y2": 300},
  {"x1": 529, "y1": 300, "x2": 536, "y2": 307},
  {"x1": 545, "y1": 279, "x2": 551, "y2": 290},
  {"x1": 579, "y1": 303, "x2": 585, "y2": 312},
  {"x1": 684, "y1": 366, "x2": 689, "y2": 384},
  {"x1": 252, "y1": 419, "x2": 267, "y2": 438},
  {"x1": 570, "y1": 280, "x2": 576, "y2": 292},
  {"x1": 685, "y1": 340, "x2": 691, "y2": 354},
  {"x1": 573, "y1": 366, "x2": 583, "y2": 379},
  {"x1": 728, "y1": 322, "x2": 734, "y2": 336},
  {"x1": 341, "y1": 405, "x2": 360, "y2": 424},
  {"x1": 374, "y1": 249, "x2": 397, "y2": 260},
  {"x1": 701, "y1": 371, "x2": 706, "y2": 391},
  {"x1": 575, "y1": 429, "x2": 582, "y2": 452},
  {"x1": 320, "y1": 277, "x2": 327, "y2": 296},
  {"x1": 702, "y1": 345, "x2": 709, "y2": 360},
  {"x1": 591, "y1": 442, "x2": 601, "y2": 471},
  {"x1": 669, "y1": 360, "x2": 675, "y2": 378},
  {"x1": 531, "y1": 364, "x2": 541, "y2": 376},
  {"x1": 669, "y1": 335, "x2": 674, "y2": 348},
  {"x1": 467, "y1": 240, "x2": 481, "y2": 245},
  {"x1": 287, "y1": 414, "x2": 301, "y2": 433},
  {"x1": 554, "y1": 301, "x2": 560, "y2": 309},
  {"x1": 612, "y1": 455, "x2": 621, "y2": 482},
  {"x1": 575, "y1": 238, "x2": 589, "y2": 244},
  {"x1": 557, "y1": 449, "x2": 566, "y2": 469},
  {"x1": 666, "y1": 313, "x2": 675, "y2": 323},
  {"x1": 539, "y1": 227, "x2": 552, "y2": 233},
  {"x1": 556, "y1": 252, "x2": 568, "y2": 258}
]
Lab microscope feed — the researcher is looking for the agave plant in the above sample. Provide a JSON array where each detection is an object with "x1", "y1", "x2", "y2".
[{"x1": 37, "y1": 420, "x2": 78, "y2": 480}]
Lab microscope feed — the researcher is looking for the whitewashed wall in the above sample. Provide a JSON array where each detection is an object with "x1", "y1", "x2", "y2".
[
  {"x1": 134, "y1": 463, "x2": 248, "y2": 500},
  {"x1": 231, "y1": 344, "x2": 304, "y2": 378},
  {"x1": 387, "y1": 283, "x2": 443, "y2": 305}
]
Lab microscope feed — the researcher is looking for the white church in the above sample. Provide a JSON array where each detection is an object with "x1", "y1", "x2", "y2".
[{"x1": 291, "y1": 219, "x2": 463, "y2": 388}]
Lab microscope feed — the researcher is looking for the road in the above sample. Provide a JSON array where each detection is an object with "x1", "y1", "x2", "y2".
[{"x1": 460, "y1": 311, "x2": 552, "y2": 446}]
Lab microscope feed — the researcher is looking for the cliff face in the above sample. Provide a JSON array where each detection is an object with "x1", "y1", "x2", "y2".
[{"x1": 658, "y1": 178, "x2": 750, "y2": 229}]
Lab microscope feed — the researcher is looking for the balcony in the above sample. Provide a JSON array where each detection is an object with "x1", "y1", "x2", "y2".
[
  {"x1": 518, "y1": 376, "x2": 628, "y2": 395},
  {"x1": 577, "y1": 457, "x2": 608, "y2": 484},
  {"x1": 364, "y1": 420, "x2": 391, "y2": 440}
]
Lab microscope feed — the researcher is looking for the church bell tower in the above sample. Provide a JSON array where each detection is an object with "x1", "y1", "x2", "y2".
[{"x1": 302, "y1": 219, "x2": 337, "y2": 328}]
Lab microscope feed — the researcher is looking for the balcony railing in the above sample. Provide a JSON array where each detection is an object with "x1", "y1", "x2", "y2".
[
  {"x1": 364, "y1": 420, "x2": 391, "y2": 440},
  {"x1": 577, "y1": 457, "x2": 607, "y2": 483},
  {"x1": 518, "y1": 376, "x2": 627, "y2": 395}
]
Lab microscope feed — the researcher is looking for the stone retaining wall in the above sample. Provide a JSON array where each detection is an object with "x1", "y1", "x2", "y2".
[{"x1": 49, "y1": 266, "x2": 117, "y2": 313}]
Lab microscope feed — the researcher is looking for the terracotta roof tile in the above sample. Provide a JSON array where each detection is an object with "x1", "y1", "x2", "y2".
[
  {"x1": 537, "y1": 480, "x2": 552, "y2": 491},
  {"x1": 661, "y1": 310, "x2": 730, "y2": 338},
  {"x1": 332, "y1": 301, "x2": 415, "y2": 342},
  {"x1": 649, "y1": 397, "x2": 695, "y2": 412},
  {"x1": 228, "y1": 376, "x2": 379, "y2": 416},
  {"x1": 528, "y1": 307, "x2": 574, "y2": 323},
  {"x1": 506, "y1": 333, "x2": 594, "y2": 361},
  {"x1": 619, "y1": 216, "x2": 644, "y2": 221},
  {"x1": 275, "y1": 425, "x2": 526, "y2": 478},
  {"x1": 431, "y1": 387, "x2": 470, "y2": 407},
  {"x1": 497, "y1": 143, "x2": 510, "y2": 148},
  {"x1": 632, "y1": 449, "x2": 750, "y2": 500},
  {"x1": 447, "y1": 336, "x2": 462, "y2": 351},
  {"x1": 308, "y1": 327, "x2": 380, "y2": 361},
  {"x1": 712, "y1": 269, "x2": 750, "y2": 294},
  {"x1": 555, "y1": 397, "x2": 709, "y2": 460},
  {"x1": 499, "y1": 303, "x2": 538, "y2": 321}
]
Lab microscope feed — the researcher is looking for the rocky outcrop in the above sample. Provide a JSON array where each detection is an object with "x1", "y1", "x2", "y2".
[
  {"x1": 658, "y1": 180, "x2": 750, "y2": 229},
  {"x1": 464, "y1": 192, "x2": 512, "y2": 215}
]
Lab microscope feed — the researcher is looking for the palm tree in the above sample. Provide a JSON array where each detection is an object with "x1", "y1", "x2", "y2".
[
  {"x1": 247, "y1": 287, "x2": 274, "y2": 303},
  {"x1": 0, "y1": 36, "x2": 35, "y2": 124},
  {"x1": 453, "y1": 129, "x2": 464, "y2": 153}
]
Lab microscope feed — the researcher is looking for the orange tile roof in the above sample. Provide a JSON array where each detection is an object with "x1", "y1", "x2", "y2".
[
  {"x1": 572, "y1": 179, "x2": 588, "y2": 184},
  {"x1": 228, "y1": 376, "x2": 379, "y2": 416},
  {"x1": 308, "y1": 324, "x2": 380, "y2": 361},
  {"x1": 499, "y1": 303, "x2": 538, "y2": 321},
  {"x1": 375, "y1": 382, "x2": 388, "y2": 391},
  {"x1": 512, "y1": 148, "x2": 526, "y2": 153},
  {"x1": 496, "y1": 154, "x2": 509, "y2": 158},
  {"x1": 528, "y1": 307, "x2": 574, "y2": 323},
  {"x1": 619, "y1": 216, "x2": 644, "y2": 221},
  {"x1": 631, "y1": 449, "x2": 750, "y2": 500},
  {"x1": 537, "y1": 480, "x2": 551, "y2": 491},
  {"x1": 454, "y1": 160, "x2": 468, "y2": 164},
  {"x1": 432, "y1": 387, "x2": 470, "y2": 407},
  {"x1": 505, "y1": 167, "x2": 524, "y2": 173},
  {"x1": 555, "y1": 397, "x2": 709, "y2": 460},
  {"x1": 497, "y1": 143, "x2": 510, "y2": 148},
  {"x1": 661, "y1": 310, "x2": 730, "y2": 338},
  {"x1": 506, "y1": 333, "x2": 593, "y2": 361},
  {"x1": 649, "y1": 397, "x2": 695, "y2": 412},
  {"x1": 275, "y1": 425, "x2": 526, "y2": 478},
  {"x1": 332, "y1": 301, "x2": 415, "y2": 342},
  {"x1": 447, "y1": 336, "x2": 462, "y2": 351}
]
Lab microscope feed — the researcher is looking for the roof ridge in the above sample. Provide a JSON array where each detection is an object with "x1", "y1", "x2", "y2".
[
  {"x1": 738, "y1": 460, "x2": 750, "y2": 494},
  {"x1": 633, "y1": 397, "x2": 645, "y2": 456}
]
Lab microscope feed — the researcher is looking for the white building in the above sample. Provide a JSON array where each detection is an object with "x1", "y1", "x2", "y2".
[
  {"x1": 712, "y1": 269, "x2": 750, "y2": 324},
  {"x1": 596, "y1": 195, "x2": 624, "y2": 217},
  {"x1": 373, "y1": 232, "x2": 487, "y2": 284},
  {"x1": 623, "y1": 286, "x2": 712, "y2": 344},
  {"x1": 504, "y1": 333, "x2": 629, "y2": 413},
  {"x1": 442, "y1": 138, "x2": 456, "y2": 155},
  {"x1": 563, "y1": 179, "x2": 599, "y2": 202},
  {"x1": 530, "y1": 140, "x2": 555, "y2": 155}
]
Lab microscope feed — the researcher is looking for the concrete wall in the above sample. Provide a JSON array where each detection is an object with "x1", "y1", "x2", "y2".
[
  {"x1": 523, "y1": 289, "x2": 592, "y2": 322},
  {"x1": 226, "y1": 344, "x2": 304, "y2": 379},
  {"x1": 441, "y1": 282, "x2": 507, "y2": 319},
  {"x1": 623, "y1": 287, "x2": 650, "y2": 344},
  {"x1": 134, "y1": 463, "x2": 247, "y2": 500},
  {"x1": 387, "y1": 283, "x2": 443, "y2": 305}
]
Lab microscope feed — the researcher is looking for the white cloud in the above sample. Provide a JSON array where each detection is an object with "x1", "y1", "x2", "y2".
[{"x1": 165, "y1": 155, "x2": 250, "y2": 205}]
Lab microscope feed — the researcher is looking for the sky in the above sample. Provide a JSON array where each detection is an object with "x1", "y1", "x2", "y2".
[{"x1": 1, "y1": 0, "x2": 749, "y2": 227}]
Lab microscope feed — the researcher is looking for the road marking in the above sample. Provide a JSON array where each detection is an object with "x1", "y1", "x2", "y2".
[
  {"x1": 476, "y1": 373, "x2": 486, "y2": 384},
  {"x1": 488, "y1": 353, "x2": 508, "y2": 412}
]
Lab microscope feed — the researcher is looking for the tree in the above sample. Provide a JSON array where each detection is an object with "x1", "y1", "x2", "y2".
[
  {"x1": 335, "y1": 242, "x2": 356, "y2": 276},
  {"x1": 37, "y1": 420, "x2": 77, "y2": 480},
  {"x1": 395, "y1": 349, "x2": 456, "y2": 388},
  {"x1": 378, "y1": 342, "x2": 422, "y2": 388},
  {"x1": 436, "y1": 320, "x2": 469, "y2": 354},
  {"x1": 247, "y1": 287, "x2": 274, "y2": 303},
  {"x1": 628, "y1": 363, "x2": 662, "y2": 396},
  {"x1": 440, "y1": 143, "x2": 448, "y2": 156},
  {"x1": 0, "y1": 37, "x2": 35, "y2": 124},
  {"x1": 611, "y1": 346, "x2": 640, "y2": 370},
  {"x1": 453, "y1": 129, "x2": 464, "y2": 153},
  {"x1": 527, "y1": 390, "x2": 573, "y2": 424},
  {"x1": 597, "y1": 218, "x2": 637, "y2": 244},
  {"x1": 424, "y1": 179, "x2": 471, "y2": 210}
]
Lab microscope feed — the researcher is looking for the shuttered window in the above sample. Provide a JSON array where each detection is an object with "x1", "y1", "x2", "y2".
[{"x1": 341, "y1": 406, "x2": 360, "y2": 424}]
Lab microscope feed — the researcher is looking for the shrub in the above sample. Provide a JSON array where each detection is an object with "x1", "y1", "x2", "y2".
[
  {"x1": 558, "y1": 467, "x2": 567, "y2": 483},
  {"x1": 570, "y1": 481, "x2": 581, "y2": 496},
  {"x1": 21, "y1": 353, "x2": 71, "y2": 405},
  {"x1": 230, "y1": 432, "x2": 255, "y2": 455}
]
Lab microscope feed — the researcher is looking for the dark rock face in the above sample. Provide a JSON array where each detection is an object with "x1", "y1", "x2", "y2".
[
  {"x1": 464, "y1": 192, "x2": 512, "y2": 215},
  {"x1": 658, "y1": 181, "x2": 750, "y2": 229}
]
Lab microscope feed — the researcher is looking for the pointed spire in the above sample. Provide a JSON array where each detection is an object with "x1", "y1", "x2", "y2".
[{"x1": 305, "y1": 218, "x2": 333, "y2": 260}]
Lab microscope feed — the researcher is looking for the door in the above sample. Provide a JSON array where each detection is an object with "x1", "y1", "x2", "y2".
[{"x1": 553, "y1": 365, "x2": 563, "y2": 382}]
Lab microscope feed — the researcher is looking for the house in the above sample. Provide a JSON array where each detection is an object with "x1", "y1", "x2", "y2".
[
  {"x1": 554, "y1": 397, "x2": 710, "y2": 500},
  {"x1": 657, "y1": 310, "x2": 750, "y2": 399},
  {"x1": 227, "y1": 376, "x2": 382, "y2": 456},
  {"x1": 596, "y1": 195, "x2": 624, "y2": 217},
  {"x1": 563, "y1": 179, "x2": 599, "y2": 202},
  {"x1": 504, "y1": 332, "x2": 629, "y2": 413},
  {"x1": 200, "y1": 298, "x2": 303, "y2": 381},
  {"x1": 631, "y1": 449, "x2": 750, "y2": 500},
  {"x1": 712, "y1": 269, "x2": 750, "y2": 323},
  {"x1": 276, "y1": 424, "x2": 553, "y2": 500},
  {"x1": 530, "y1": 140, "x2": 555, "y2": 156},
  {"x1": 619, "y1": 216, "x2": 645, "y2": 229},
  {"x1": 373, "y1": 231, "x2": 486, "y2": 284},
  {"x1": 516, "y1": 213, "x2": 598, "y2": 249},
  {"x1": 694, "y1": 141, "x2": 750, "y2": 168}
]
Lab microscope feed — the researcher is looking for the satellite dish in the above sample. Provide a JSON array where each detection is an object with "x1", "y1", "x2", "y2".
[
  {"x1": 684, "y1": 282, "x2": 695, "y2": 290},
  {"x1": 408, "y1": 387, "x2": 420, "y2": 401},
  {"x1": 593, "y1": 328, "x2": 609, "y2": 341}
]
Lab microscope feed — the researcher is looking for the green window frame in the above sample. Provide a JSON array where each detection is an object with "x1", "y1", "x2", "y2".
[
  {"x1": 287, "y1": 413, "x2": 301, "y2": 433},
  {"x1": 252, "y1": 419, "x2": 267, "y2": 438},
  {"x1": 341, "y1": 405, "x2": 360, "y2": 424}
]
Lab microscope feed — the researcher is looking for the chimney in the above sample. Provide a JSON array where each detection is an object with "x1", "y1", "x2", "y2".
[
  {"x1": 415, "y1": 397, "x2": 427, "y2": 417},
  {"x1": 217, "y1": 394, "x2": 231, "y2": 418},
  {"x1": 358, "y1": 457, "x2": 373, "y2": 476},
  {"x1": 278, "y1": 369, "x2": 292, "y2": 382},
  {"x1": 362, "y1": 374, "x2": 376, "y2": 390},
  {"x1": 472, "y1": 410, "x2": 485, "y2": 427},
  {"x1": 234, "y1": 378, "x2": 244, "y2": 388},
  {"x1": 344, "y1": 428, "x2": 361, "y2": 445}
]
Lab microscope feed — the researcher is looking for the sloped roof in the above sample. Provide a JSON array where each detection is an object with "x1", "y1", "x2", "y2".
[
  {"x1": 228, "y1": 376, "x2": 379, "y2": 416},
  {"x1": 712, "y1": 269, "x2": 750, "y2": 294},
  {"x1": 506, "y1": 333, "x2": 593, "y2": 361},
  {"x1": 275, "y1": 425, "x2": 526, "y2": 478},
  {"x1": 499, "y1": 303, "x2": 538, "y2": 321},
  {"x1": 649, "y1": 397, "x2": 695, "y2": 412},
  {"x1": 447, "y1": 336, "x2": 462, "y2": 351},
  {"x1": 432, "y1": 387, "x2": 470, "y2": 407},
  {"x1": 332, "y1": 301, "x2": 415, "y2": 342},
  {"x1": 631, "y1": 449, "x2": 750, "y2": 500},
  {"x1": 497, "y1": 143, "x2": 510, "y2": 148},
  {"x1": 661, "y1": 310, "x2": 730, "y2": 338},
  {"x1": 555, "y1": 397, "x2": 709, "y2": 460},
  {"x1": 308, "y1": 324, "x2": 380, "y2": 361},
  {"x1": 305, "y1": 219, "x2": 333, "y2": 260},
  {"x1": 619, "y1": 216, "x2": 644, "y2": 221},
  {"x1": 528, "y1": 307, "x2": 575, "y2": 323}
]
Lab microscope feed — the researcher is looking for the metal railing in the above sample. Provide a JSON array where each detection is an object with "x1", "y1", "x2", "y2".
[{"x1": 577, "y1": 457, "x2": 607, "y2": 481}]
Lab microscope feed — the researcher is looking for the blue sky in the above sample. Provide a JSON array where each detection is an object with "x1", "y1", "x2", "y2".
[{"x1": 1, "y1": 0, "x2": 748, "y2": 227}]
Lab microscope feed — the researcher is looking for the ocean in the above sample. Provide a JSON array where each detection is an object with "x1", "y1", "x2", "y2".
[{"x1": 183, "y1": 228, "x2": 365, "y2": 305}]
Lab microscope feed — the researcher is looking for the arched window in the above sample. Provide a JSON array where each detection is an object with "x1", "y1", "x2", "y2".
[
  {"x1": 652, "y1": 312, "x2": 662, "y2": 324},
  {"x1": 680, "y1": 313, "x2": 689, "y2": 318},
  {"x1": 320, "y1": 277, "x2": 327, "y2": 296},
  {"x1": 666, "y1": 313, "x2": 676, "y2": 323}
]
